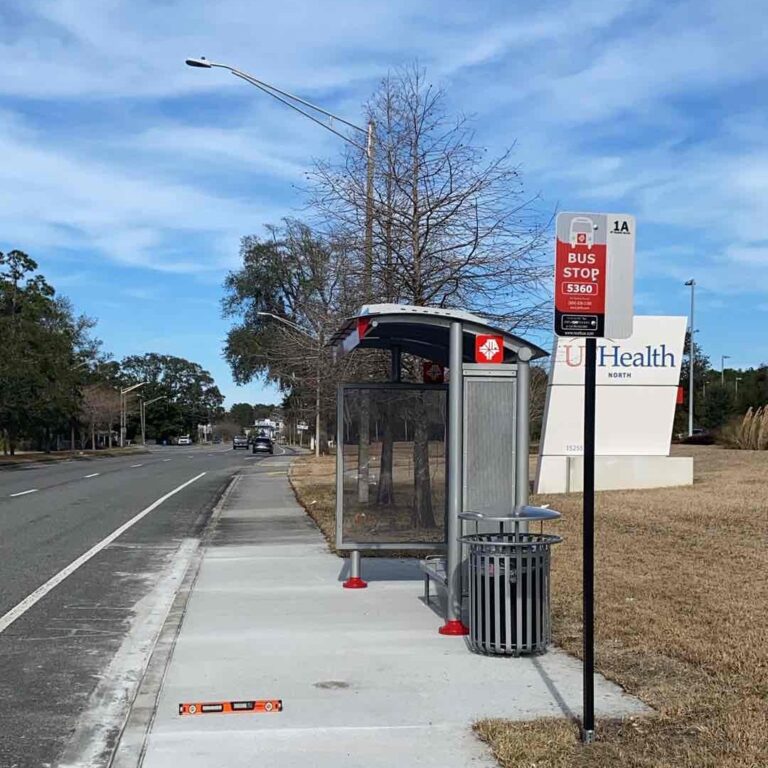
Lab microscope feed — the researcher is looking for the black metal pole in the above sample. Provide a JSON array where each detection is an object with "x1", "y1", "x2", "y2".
[{"x1": 582, "y1": 337, "x2": 597, "y2": 743}]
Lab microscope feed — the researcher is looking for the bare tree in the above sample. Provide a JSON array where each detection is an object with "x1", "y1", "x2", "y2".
[
  {"x1": 309, "y1": 65, "x2": 551, "y2": 523},
  {"x1": 80, "y1": 384, "x2": 120, "y2": 449},
  {"x1": 310, "y1": 64, "x2": 551, "y2": 329}
]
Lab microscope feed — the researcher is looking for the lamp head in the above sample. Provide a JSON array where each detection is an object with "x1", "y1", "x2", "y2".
[{"x1": 186, "y1": 57, "x2": 212, "y2": 68}]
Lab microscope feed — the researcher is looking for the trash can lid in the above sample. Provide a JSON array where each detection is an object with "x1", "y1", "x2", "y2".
[{"x1": 460, "y1": 505, "x2": 561, "y2": 523}]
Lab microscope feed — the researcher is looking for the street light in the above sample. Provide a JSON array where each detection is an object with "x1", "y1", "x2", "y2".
[
  {"x1": 256, "y1": 311, "x2": 323, "y2": 458},
  {"x1": 139, "y1": 396, "x2": 166, "y2": 446},
  {"x1": 185, "y1": 57, "x2": 376, "y2": 299},
  {"x1": 735, "y1": 377, "x2": 743, "y2": 397},
  {"x1": 120, "y1": 382, "x2": 147, "y2": 447},
  {"x1": 721, "y1": 355, "x2": 731, "y2": 387},
  {"x1": 684, "y1": 279, "x2": 696, "y2": 436}
]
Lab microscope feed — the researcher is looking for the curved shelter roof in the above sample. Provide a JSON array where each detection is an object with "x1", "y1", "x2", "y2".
[{"x1": 329, "y1": 303, "x2": 548, "y2": 366}]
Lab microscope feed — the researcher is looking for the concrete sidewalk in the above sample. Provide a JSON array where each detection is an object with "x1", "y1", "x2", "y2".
[{"x1": 117, "y1": 455, "x2": 648, "y2": 768}]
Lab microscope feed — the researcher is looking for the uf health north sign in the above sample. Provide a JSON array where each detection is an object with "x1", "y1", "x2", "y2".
[{"x1": 538, "y1": 316, "x2": 686, "y2": 460}]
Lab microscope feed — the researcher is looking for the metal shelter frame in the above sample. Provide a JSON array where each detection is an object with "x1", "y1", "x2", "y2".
[{"x1": 330, "y1": 304, "x2": 548, "y2": 634}]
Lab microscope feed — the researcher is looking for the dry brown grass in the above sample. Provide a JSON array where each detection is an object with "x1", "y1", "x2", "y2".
[
  {"x1": 289, "y1": 453, "x2": 338, "y2": 549},
  {"x1": 291, "y1": 445, "x2": 768, "y2": 767},
  {"x1": 477, "y1": 444, "x2": 768, "y2": 768}
]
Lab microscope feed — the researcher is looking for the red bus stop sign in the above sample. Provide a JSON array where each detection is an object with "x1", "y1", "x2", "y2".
[{"x1": 554, "y1": 213, "x2": 635, "y2": 339}]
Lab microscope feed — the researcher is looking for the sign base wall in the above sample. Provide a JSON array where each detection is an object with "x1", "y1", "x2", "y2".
[{"x1": 536, "y1": 455, "x2": 693, "y2": 494}]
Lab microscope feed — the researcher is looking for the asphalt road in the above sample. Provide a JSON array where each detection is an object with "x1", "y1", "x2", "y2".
[{"x1": 0, "y1": 443, "x2": 286, "y2": 768}]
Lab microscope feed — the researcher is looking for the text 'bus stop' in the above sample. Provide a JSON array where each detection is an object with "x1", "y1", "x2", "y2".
[{"x1": 330, "y1": 304, "x2": 548, "y2": 636}]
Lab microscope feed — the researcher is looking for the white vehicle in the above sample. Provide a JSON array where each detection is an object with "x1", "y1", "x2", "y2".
[
  {"x1": 177, "y1": 435, "x2": 192, "y2": 446},
  {"x1": 569, "y1": 216, "x2": 595, "y2": 249}
]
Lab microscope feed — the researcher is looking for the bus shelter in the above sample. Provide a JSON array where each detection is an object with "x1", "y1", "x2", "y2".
[{"x1": 329, "y1": 304, "x2": 547, "y2": 634}]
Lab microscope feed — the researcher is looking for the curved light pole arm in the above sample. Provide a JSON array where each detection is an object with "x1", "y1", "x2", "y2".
[{"x1": 187, "y1": 59, "x2": 368, "y2": 152}]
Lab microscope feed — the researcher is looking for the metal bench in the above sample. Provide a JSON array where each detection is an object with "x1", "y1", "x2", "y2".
[{"x1": 420, "y1": 555, "x2": 448, "y2": 604}]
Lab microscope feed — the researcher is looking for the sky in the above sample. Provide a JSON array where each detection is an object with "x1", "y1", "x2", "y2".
[{"x1": 1, "y1": 0, "x2": 767, "y2": 405}]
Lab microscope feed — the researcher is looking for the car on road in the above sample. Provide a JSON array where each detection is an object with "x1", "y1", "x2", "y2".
[
  {"x1": 177, "y1": 435, "x2": 192, "y2": 446},
  {"x1": 252, "y1": 436, "x2": 274, "y2": 455},
  {"x1": 232, "y1": 435, "x2": 249, "y2": 450}
]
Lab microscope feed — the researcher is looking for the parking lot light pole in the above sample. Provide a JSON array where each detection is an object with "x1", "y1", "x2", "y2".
[
  {"x1": 721, "y1": 355, "x2": 730, "y2": 387},
  {"x1": 684, "y1": 280, "x2": 696, "y2": 437}
]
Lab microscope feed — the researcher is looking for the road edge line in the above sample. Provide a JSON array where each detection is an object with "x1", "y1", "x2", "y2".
[
  {"x1": 109, "y1": 473, "x2": 241, "y2": 768},
  {"x1": 0, "y1": 472, "x2": 207, "y2": 635}
]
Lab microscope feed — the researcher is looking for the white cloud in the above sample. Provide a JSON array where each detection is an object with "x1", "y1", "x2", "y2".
[
  {"x1": 0, "y1": 110, "x2": 290, "y2": 273},
  {"x1": 1, "y1": 0, "x2": 766, "y2": 308}
]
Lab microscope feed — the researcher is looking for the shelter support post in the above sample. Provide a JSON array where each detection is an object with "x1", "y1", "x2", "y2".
[
  {"x1": 338, "y1": 386, "x2": 367, "y2": 589},
  {"x1": 391, "y1": 345, "x2": 401, "y2": 383},
  {"x1": 440, "y1": 321, "x2": 469, "y2": 635},
  {"x1": 515, "y1": 348, "x2": 533, "y2": 508},
  {"x1": 343, "y1": 550, "x2": 367, "y2": 589}
]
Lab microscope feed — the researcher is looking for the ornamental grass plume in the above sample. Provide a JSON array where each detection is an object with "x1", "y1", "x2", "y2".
[{"x1": 734, "y1": 406, "x2": 768, "y2": 450}]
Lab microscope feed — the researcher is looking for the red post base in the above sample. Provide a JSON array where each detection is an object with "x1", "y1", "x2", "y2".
[
  {"x1": 438, "y1": 620, "x2": 469, "y2": 636},
  {"x1": 343, "y1": 577, "x2": 368, "y2": 589}
]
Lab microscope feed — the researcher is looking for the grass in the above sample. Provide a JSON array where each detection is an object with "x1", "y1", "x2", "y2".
[
  {"x1": 291, "y1": 444, "x2": 768, "y2": 767},
  {"x1": 0, "y1": 446, "x2": 149, "y2": 467}
]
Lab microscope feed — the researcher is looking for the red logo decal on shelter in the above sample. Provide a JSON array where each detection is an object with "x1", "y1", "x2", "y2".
[
  {"x1": 475, "y1": 335, "x2": 504, "y2": 364},
  {"x1": 422, "y1": 362, "x2": 445, "y2": 383}
]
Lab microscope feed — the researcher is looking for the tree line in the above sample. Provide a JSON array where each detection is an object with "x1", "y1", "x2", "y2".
[
  {"x1": 0, "y1": 250, "x2": 225, "y2": 455},
  {"x1": 675, "y1": 332, "x2": 768, "y2": 436}
]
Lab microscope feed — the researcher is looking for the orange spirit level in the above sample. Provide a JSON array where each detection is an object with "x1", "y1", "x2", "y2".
[{"x1": 179, "y1": 699, "x2": 282, "y2": 716}]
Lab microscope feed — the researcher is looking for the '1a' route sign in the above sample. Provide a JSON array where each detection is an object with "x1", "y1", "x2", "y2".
[{"x1": 554, "y1": 213, "x2": 635, "y2": 339}]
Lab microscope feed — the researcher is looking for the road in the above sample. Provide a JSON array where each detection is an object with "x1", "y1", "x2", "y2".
[{"x1": 0, "y1": 443, "x2": 287, "y2": 768}]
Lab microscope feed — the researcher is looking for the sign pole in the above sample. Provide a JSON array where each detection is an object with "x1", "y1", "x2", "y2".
[
  {"x1": 553, "y1": 211, "x2": 634, "y2": 746},
  {"x1": 582, "y1": 336, "x2": 597, "y2": 743}
]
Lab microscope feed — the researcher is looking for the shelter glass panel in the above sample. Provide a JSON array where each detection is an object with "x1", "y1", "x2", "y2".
[{"x1": 340, "y1": 385, "x2": 447, "y2": 547}]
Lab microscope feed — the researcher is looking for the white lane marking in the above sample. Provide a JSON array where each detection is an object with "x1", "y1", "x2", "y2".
[
  {"x1": 10, "y1": 489, "x2": 38, "y2": 497},
  {"x1": 130, "y1": 463, "x2": 144, "y2": 468},
  {"x1": 162, "y1": 459, "x2": 172, "y2": 462},
  {"x1": 84, "y1": 473, "x2": 100, "y2": 479},
  {"x1": 0, "y1": 472, "x2": 207, "y2": 635}
]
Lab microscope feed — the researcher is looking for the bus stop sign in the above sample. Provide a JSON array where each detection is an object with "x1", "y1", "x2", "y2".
[{"x1": 554, "y1": 213, "x2": 635, "y2": 339}]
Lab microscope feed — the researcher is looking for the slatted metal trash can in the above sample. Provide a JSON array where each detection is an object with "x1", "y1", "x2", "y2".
[{"x1": 461, "y1": 507, "x2": 561, "y2": 656}]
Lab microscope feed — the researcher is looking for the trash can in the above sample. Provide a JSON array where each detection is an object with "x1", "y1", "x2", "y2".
[{"x1": 460, "y1": 507, "x2": 561, "y2": 656}]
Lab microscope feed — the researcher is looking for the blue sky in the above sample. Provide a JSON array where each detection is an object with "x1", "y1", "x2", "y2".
[{"x1": 2, "y1": 0, "x2": 767, "y2": 405}]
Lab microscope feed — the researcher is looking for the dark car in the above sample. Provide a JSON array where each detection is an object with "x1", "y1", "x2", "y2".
[
  {"x1": 232, "y1": 435, "x2": 249, "y2": 450},
  {"x1": 252, "y1": 436, "x2": 274, "y2": 455}
]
